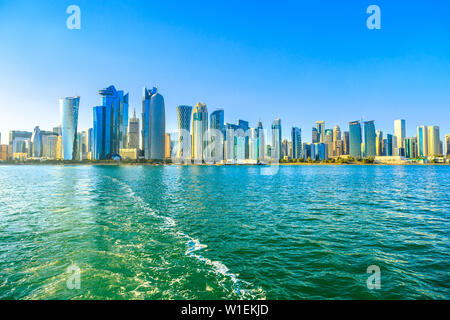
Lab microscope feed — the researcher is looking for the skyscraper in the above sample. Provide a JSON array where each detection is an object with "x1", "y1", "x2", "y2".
[
  {"x1": 210, "y1": 109, "x2": 224, "y2": 133},
  {"x1": 271, "y1": 118, "x2": 282, "y2": 160},
  {"x1": 291, "y1": 127, "x2": 302, "y2": 159},
  {"x1": 348, "y1": 121, "x2": 362, "y2": 158},
  {"x1": 142, "y1": 87, "x2": 165, "y2": 160},
  {"x1": 364, "y1": 120, "x2": 376, "y2": 157},
  {"x1": 31, "y1": 126, "x2": 42, "y2": 158},
  {"x1": 376, "y1": 130, "x2": 383, "y2": 156},
  {"x1": 192, "y1": 102, "x2": 208, "y2": 162},
  {"x1": 405, "y1": 137, "x2": 417, "y2": 159},
  {"x1": 427, "y1": 126, "x2": 440, "y2": 156},
  {"x1": 316, "y1": 121, "x2": 325, "y2": 142},
  {"x1": 394, "y1": 119, "x2": 406, "y2": 151},
  {"x1": 333, "y1": 125, "x2": 341, "y2": 142},
  {"x1": 209, "y1": 109, "x2": 225, "y2": 162},
  {"x1": 93, "y1": 86, "x2": 129, "y2": 160},
  {"x1": 128, "y1": 109, "x2": 140, "y2": 150},
  {"x1": 383, "y1": 134, "x2": 393, "y2": 156},
  {"x1": 312, "y1": 127, "x2": 319, "y2": 143},
  {"x1": 176, "y1": 105, "x2": 193, "y2": 159},
  {"x1": 342, "y1": 131, "x2": 349, "y2": 155},
  {"x1": 257, "y1": 121, "x2": 265, "y2": 162},
  {"x1": 446, "y1": 134, "x2": 450, "y2": 157},
  {"x1": 417, "y1": 125, "x2": 428, "y2": 157},
  {"x1": 60, "y1": 96, "x2": 80, "y2": 160}
]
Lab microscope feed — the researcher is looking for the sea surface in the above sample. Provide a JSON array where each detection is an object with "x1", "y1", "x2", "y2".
[{"x1": 0, "y1": 165, "x2": 449, "y2": 300}]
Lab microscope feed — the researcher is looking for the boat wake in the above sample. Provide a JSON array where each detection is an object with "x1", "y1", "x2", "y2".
[{"x1": 107, "y1": 176, "x2": 265, "y2": 299}]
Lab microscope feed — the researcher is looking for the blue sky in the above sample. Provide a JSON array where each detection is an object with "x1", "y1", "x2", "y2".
[{"x1": 0, "y1": 0, "x2": 449, "y2": 144}]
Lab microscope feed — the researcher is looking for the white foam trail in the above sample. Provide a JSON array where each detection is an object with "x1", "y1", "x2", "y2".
[{"x1": 107, "y1": 176, "x2": 264, "y2": 299}]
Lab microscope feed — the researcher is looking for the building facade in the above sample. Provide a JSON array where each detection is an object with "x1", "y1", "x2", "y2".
[{"x1": 60, "y1": 96, "x2": 80, "y2": 160}]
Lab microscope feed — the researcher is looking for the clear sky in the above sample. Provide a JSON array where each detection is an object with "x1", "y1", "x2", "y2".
[{"x1": 0, "y1": 0, "x2": 449, "y2": 145}]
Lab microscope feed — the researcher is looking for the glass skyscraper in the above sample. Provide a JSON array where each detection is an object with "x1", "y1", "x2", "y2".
[
  {"x1": 417, "y1": 125, "x2": 428, "y2": 157},
  {"x1": 142, "y1": 87, "x2": 165, "y2": 160},
  {"x1": 176, "y1": 105, "x2": 192, "y2": 159},
  {"x1": 364, "y1": 120, "x2": 376, "y2": 157},
  {"x1": 348, "y1": 121, "x2": 362, "y2": 159},
  {"x1": 291, "y1": 127, "x2": 302, "y2": 159},
  {"x1": 192, "y1": 102, "x2": 208, "y2": 162},
  {"x1": 93, "y1": 86, "x2": 128, "y2": 160},
  {"x1": 271, "y1": 118, "x2": 282, "y2": 161},
  {"x1": 60, "y1": 96, "x2": 80, "y2": 160}
]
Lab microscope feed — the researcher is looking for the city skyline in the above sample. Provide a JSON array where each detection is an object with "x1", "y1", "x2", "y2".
[{"x1": 1, "y1": 1, "x2": 450, "y2": 144}]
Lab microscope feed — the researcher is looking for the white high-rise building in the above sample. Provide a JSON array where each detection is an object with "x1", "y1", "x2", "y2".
[
  {"x1": 192, "y1": 102, "x2": 208, "y2": 163},
  {"x1": 394, "y1": 119, "x2": 406, "y2": 155},
  {"x1": 427, "y1": 126, "x2": 440, "y2": 156}
]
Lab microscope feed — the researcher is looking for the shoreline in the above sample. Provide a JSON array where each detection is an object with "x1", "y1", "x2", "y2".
[{"x1": 0, "y1": 162, "x2": 448, "y2": 167}]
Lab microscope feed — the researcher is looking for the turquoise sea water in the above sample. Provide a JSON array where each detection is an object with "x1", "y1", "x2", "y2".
[{"x1": 0, "y1": 165, "x2": 449, "y2": 300}]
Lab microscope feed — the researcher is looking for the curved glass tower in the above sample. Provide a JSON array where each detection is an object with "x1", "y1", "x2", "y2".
[
  {"x1": 31, "y1": 126, "x2": 42, "y2": 158},
  {"x1": 349, "y1": 120, "x2": 362, "y2": 159},
  {"x1": 59, "y1": 96, "x2": 80, "y2": 160}
]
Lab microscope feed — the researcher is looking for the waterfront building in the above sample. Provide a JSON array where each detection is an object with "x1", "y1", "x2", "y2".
[
  {"x1": 119, "y1": 148, "x2": 138, "y2": 160},
  {"x1": 364, "y1": 120, "x2": 376, "y2": 157},
  {"x1": 333, "y1": 125, "x2": 341, "y2": 141},
  {"x1": 316, "y1": 121, "x2": 325, "y2": 142},
  {"x1": 60, "y1": 96, "x2": 80, "y2": 160},
  {"x1": 9, "y1": 131, "x2": 32, "y2": 155},
  {"x1": 31, "y1": 126, "x2": 42, "y2": 158},
  {"x1": 282, "y1": 139, "x2": 289, "y2": 159},
  {"x1": 266, "y1": 145, "x2": 271, "y2": 159},
  {"x1": 93, "y1": 86, "x2": 129, "y2": 160},
  {"x1": 237, "y1": 119, "x2": 249, "y2": 159},
  {"x1": 209, "y1": 109, "x2": 225, "y2": 162},
  {"x1": 165, "y1": 133, "x2": 171, "y2": 159},
  {"x1": 318, "y1": 143, "x2": 327, "y2": 161},
  {"x1": 394, "y1": 119, "x2": 406, "y2": 153},
  {"x1": 142, "y1": 87, "x2": 165, "y2": 160},
  {"x1": 303, "y1": 143, "x2": 311, "y2": 160},
  {"x1": 271, "y1": 118, "x2": 282, "y2": 161},
  {"x1": 291, "y1": 127, "x2": 302, "y2": 159},
  {"x1": 257, "y1": 121, "x2": 265, "y2": 162},
  {"x1": 41, "y1": 131, "x2": 59, "y2": 159},
  {"x1": 376, "y1": 130, "x2": 383, "y2": 156},
  {"x1": 446, "y1": 134, "x2": 450, "y2": 157},
  {"x1": 192, "y1": 102, "x2": 208, "y2": 162},
  {"x1": 417, "y1": 125, "x2": 428, "y2": 157},
  {"x1": 349, "y1": 121, "x2": 362, "y2": 159},
  {"x1": 427, "y1": 126, "x2": 440, "y2": 156},
  {"x1": 176, "y1": 105, "x2": 193, "y2": 159},
  {"x1": 405, "y1": 137, "x2": 417, "y2": 159},
  {"x1": 0, "y1": 145, "x2": 8, "y2": 161},
  {"x1": 312, "y1": 127, "x2": 319, "y2": 143},
  {"x1": 225, "y1": 123, "x2": 238, "y2": 162},
  {"x1": 334, "y1": 140, "x2": 344, "y2": 157},
  {"x1": 128, "y1": 109, "x2": 140, "y2": 150},
  {"x1": 53, "y1": 126, "x2": 62, "y2": 136},
  {"x1": 342, "y1": 131, "x2": 349, "y2": 155},
  {"x1": 383, "y1": 134, "x2": 393, "y2": 156},
  {"x1": 324, "y1": 129, "x2": 333, "y2": 156}
]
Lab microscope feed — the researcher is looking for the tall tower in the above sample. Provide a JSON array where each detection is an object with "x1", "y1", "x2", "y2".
[
  {"x1": 427, "y1": 126, "x2": 440, "y2": 156},
  {"x1": 60, "y1": 96, "x2": 79, "y2": 160},
  {"x1": 142, "y1": 87, "x2": 165, "y2": 160},
  {"x1": 364, "y1": 120, "x2": 376, "y2": 157},
  {"x1": 316, "y1": 121, "x2": 325, "y2": 143},
  {"x1": 128, "y1": 109, "x2": 140, "y2": 150},
  {"x1": 192, "y1": 102, "x2": 208, "y2": 162},
  {"x1": 271, "y1": 118, "x2": 282, "y2": 160},
  {"x1": 416, "y1": 125, "x2": 428, "y2": 157},
  {"x1": 176, "y1": 105, "x2": 193, "y2": 159},
  {"x1": 348, "y1": 120, "x2": 362, "y2": 159},
  {"x1": 291, "y1": 127, "x2": 302, "y2": 159},
  {"x1": 394, "y1": 119, "x2": 406, "y2": 155}
]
